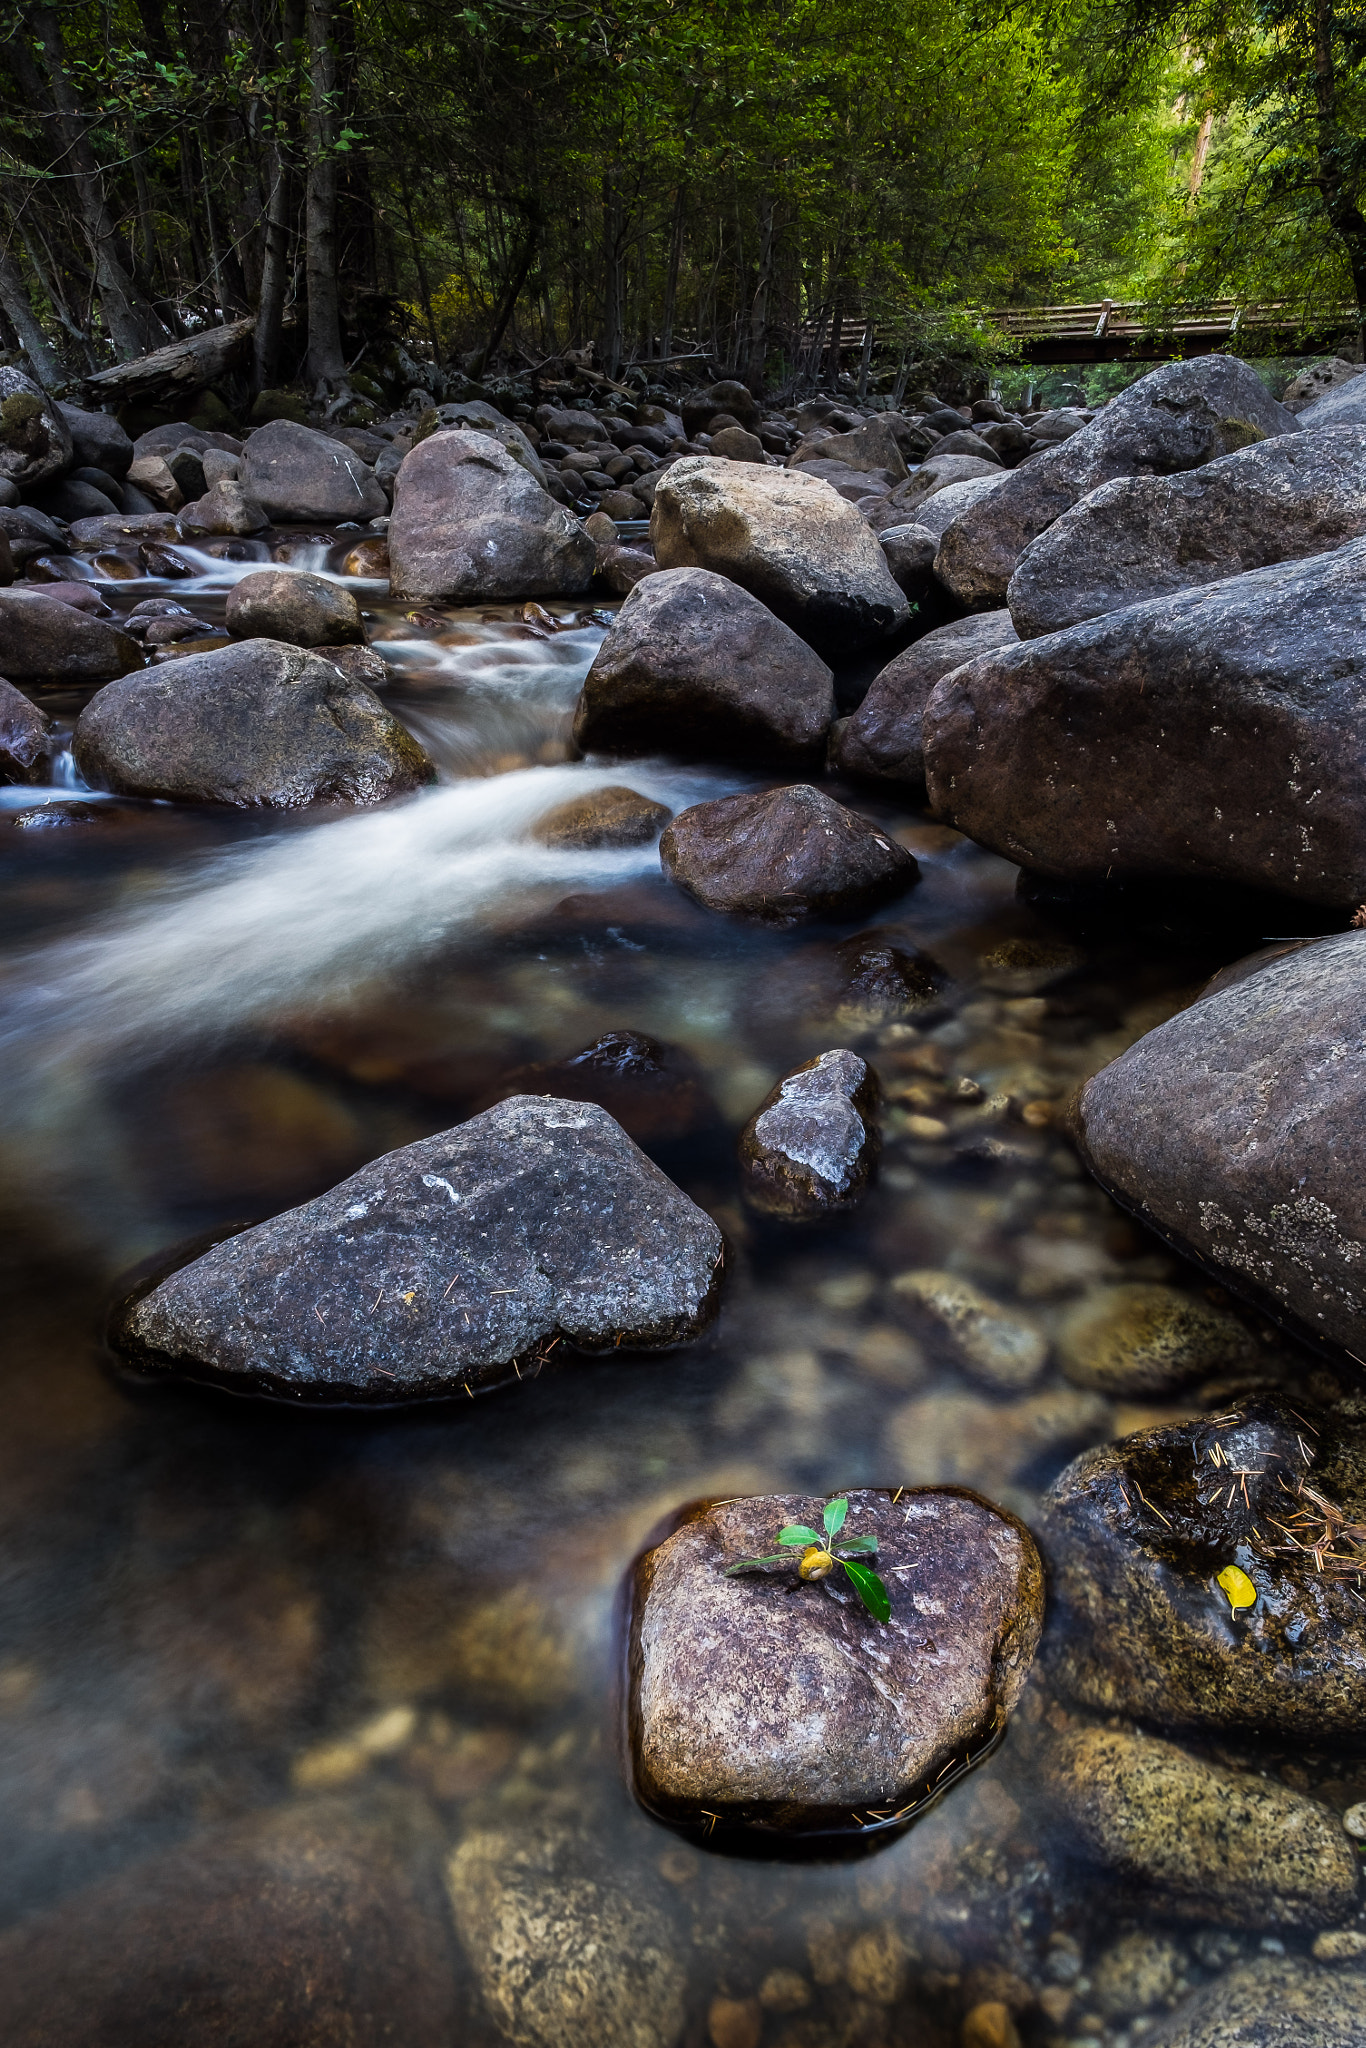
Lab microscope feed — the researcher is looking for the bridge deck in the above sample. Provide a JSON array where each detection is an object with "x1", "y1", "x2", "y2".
[{"x1": 797, "y1": 301, "x2": 1358, "y2": 367}]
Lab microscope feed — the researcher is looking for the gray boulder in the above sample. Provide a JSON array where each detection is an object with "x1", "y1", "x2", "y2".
[
  {"x1": 56, "y1": 401, "x2": 134, "y2": 479},
  {"x1": 0, "y1": 676, "x2": 55, "y2": 782},
  {"x1": 916, "y1": 471, "x2": 1009, "y2": 542},
  {"x1": 0, "y1": 589, "x2": 141, "y2": 683},
  {"x1": 225, "y1": 568, "x2": 363, "y2": 647},
  {"x1": 628, "y1": 1488, "x2": 1043, "y2": 1837},
  {"x1": 878, "y1": 523, "x2": 937, "y2": 596},
  {"x1": 935, "y1": 356, "x2": 1299, "y2": 608},
  {"x1": 0, "y1": 367, "x2": 73, "y2": 491},
  {"x1": 74, "y1": 639, "x2": 432, "y2": 809},
  {"x1": 830, "y1": 610, "x2": 1018, "y2": 787},
  {"x1": 177, "y1": 479, "x2": 270, "y2": 537},
  {"x1": 789, "y1": 417, "x2": 908, "y2": 480},
  {"x1": 885, "y1": 453, "x2": 1005, "y2": 520},
  {"x1": 417, "y1": 403, "x2": 548, "y2": 485},
  {"x1": 738, "y1": 1048, "x2": 879, "y2": 1218},
  {"x1": 1298, "y1": 374, "x2": 1366, "y2": 430},
  {"x1": 572, "y1": 566, "x2": 834, "y2": 763},
  {"x1": 650, "y1": 456, "x2": 909, "y2": 656},
  {"x1": 1075, "y1": 930, "x2": 1366, "y2": 1356},
  {"x1": 389, "y1": 431, "x2": 595, "y2": 602},
  {"x1": 1010, "y1": 425, "x2": 1366, "y2": 638},
  {"x1": 112, "y1": 1096, "x2": 723, "y2": 1402},
  {"x1": 924, "y1": 541, "x2": 1366, "y2": 903},
  {"x1": 240, "y1": 419, "x2": 387, "y2": 524},
  {"x1": 1146, "y1": 1957, "x2": 1366, "y2": 2048},
  {"x1": 1283, "y1": 358, "x2": 1364, "y2": 413},
  {"x1": 660, "y1": 783, "x2": 919, "y2": 923}
]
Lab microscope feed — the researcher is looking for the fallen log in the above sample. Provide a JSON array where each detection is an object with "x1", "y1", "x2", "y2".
[{"x1": 82, "y1": 317, "x2": 254, "y2": 408}]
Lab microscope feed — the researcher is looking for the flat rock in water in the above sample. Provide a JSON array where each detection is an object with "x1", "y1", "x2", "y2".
[
  {"x1": 0, "y1": 677, "x2": 54, "y2": 782},
  {"x1": 1076, "y1": 933, "x2": 1366, "y2": 1352},
  {"x1": 923, "y1": 541, "x2": 1366, "y2": 903},
  {"x1": 1057, "y1": 1281, "x2": 1253, "y2": 1395},
  {"x1": 0, "y1": 1791, "x2": 458, "y2": 2048},
  {"x1": 829, "y1": 610, "x2": 1018, "y2": 786},
  {"x1": 659, "y1": 783, "x2": 919, "y2": 923},
  {"x1": 627, "y1": 1488, "x2": 1043, "y2": 1836},
  {"x1": 934, "y1": 356, "x2": 1299, "y2": 608},
  {"x1": 0, "y1": 367, "x2": 74, "y2": 490},
  {"x1": 113, "y1": 1095, "x2": 724, "y2": 1401},
  {"x1": 1039, "y1": 1395, "x2": 1366, "y2": 1738},
  {"x1": 531, "y1": 784, "x2": 671, "y2": 849},
  {"x1": 389, "y1": 430, "x2": 595, "y2": 602},
  {"x1": 1145, "y1": 1956, "x2": 1366, "y2": 2048},
  {"x1": 738, "y1": 1047, "x2": 879, "y2": 1218},
  {"x1": 225, "y1": 566, "x2": 364, "y2": 646},
  {"x1": 239, "y1": 418, "x2": 387, "y2": 523},
  {"x1": 1042, "y1": 1725, "x2": 1358, "y2": 1927},
  {"x1": 650, "y1": 456, "x2": 909, "y2": 655},
  {"x1": 474, "y1": 1031, "x2": 718, "y2": 1148},
  {"x1": 572, "y1": 565, "x2": 835, "y2": 762},
  {"x1": 0, "y1": 588, "x2": 142, "y2": 682},
  {"x1": 448, "y1": 1819, "x2": 686, "y2": 2048},
  {"x1": 1009, "y1": 425, "x2": 1366, "y2": 637},
  {"x1": 74, "y1": 638, "x2": 432, "y2": 808}
]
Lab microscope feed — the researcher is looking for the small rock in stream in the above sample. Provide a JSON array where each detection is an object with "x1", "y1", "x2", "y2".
[
  {"x1": 0, "y1": 676, "x2": 55, "y2": 783},
  {"x1": 1145, "y1": 1955, "x2": 1366, "y2": 2047},
  {"x1": 738, "y1": 1048, "x2": 879, "y2": 1219},
  {"x1": 627, "y1": 1487, "x2": 1043, "y2": 1837},
  {"x1": 531, "y1": 784, "x2": 672, "y2": 849},
  {"x1": 891, "y1": 1271, "x2": 1048, "y2": 1392},
  {"x1": 225, "y1": 566, "x2": 364, "y2": 646},
  {"x1": 1057, "y1": 1281, "x2": 1253, "y2": 1395},
  {"x1": 112, "y1": 1096, "x2": 724, "y2": 1402},
  {"x1": 659, "y1": 783, "x2": 919, "y2": 923}
]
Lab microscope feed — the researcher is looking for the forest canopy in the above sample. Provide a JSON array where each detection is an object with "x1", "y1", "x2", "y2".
[{"x1": 0, "y1": 0, "x2": 1362, "y2": 395}]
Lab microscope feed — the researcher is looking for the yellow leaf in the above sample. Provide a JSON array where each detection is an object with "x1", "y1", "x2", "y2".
[{"x1": 1217, "y1": 1564, "x2": 1257, "y2": 1613}]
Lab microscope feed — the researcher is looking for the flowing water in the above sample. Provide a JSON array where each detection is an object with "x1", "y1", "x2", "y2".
[{"x1": 0, "y1": 533, "x2": 1344, "y2": 2043}]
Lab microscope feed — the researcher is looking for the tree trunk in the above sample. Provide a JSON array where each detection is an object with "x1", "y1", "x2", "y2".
[
  {"x1": 304, "y1": 0, "x2": 349, "y2": 395},
  {"x1": 83, "y1": 315, "x2": 255, "y2": 406},
  {"x1": 1312, "y1": 0, "x2": 1366, "y2": 353},
  {"x1": 0, "y1": 240, "x2": 64, "y2": 387},
  {"x1": 660, "y1": 185, "x2": 686, "y2": 360},
  {"x1": 254, "y1": 140, "x2": 293, "y2": 392},
  {"x1": 745, "y1": 196, "x2": 775, "y2": 397},
  {"x1": 600, "y1": 173, "x2": 624, "y2": 376},
  {"x1": 465, "y1": 227, "x2": 538, "y2": 380}
]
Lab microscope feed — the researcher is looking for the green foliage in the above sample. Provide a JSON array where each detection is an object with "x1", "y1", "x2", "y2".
[{"x1": 726, "y1": 1498, "x2": 892, "y2": 1623}]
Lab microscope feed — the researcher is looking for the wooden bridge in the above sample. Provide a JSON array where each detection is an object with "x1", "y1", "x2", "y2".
[{"x1": 799, "y1": 300, "x2": 1358, "y2": 368}]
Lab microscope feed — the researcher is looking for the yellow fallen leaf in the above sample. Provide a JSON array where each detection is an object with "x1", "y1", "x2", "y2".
[{"x1": 1217, "y1": 1564, "x2": 1257, "y2": 1613}]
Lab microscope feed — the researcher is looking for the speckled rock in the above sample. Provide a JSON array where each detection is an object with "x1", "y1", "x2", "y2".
[
  {"x1": 1057, "y1": 1283, "x2": 1253, "y2": 1395},
  {"x1": 627, "y1": 1488, "x2": 1043, "y2": 1836},
  {"x1": 226, "y1": 567, "x2": 364, "y2": 647},
  {"x1": 448, "y1": 1818, "x2": 686, "y2": 2048},
  {"x1": 1146, "y1": 1956, "x2": 1366, "y2": 2048},
  {"x1": 1092, "y1": 1931, "x2": 1187, "y2": 2018},
  {"x1": 738, "y1": 1048, "x2": 879, "y2": 1219},
  {"x1": 112, "y1": 1095, "x2": 724, "y2": 1402},
  {"x1": 0, "y1": 677, "x2": 55, "y2": 783},
  {"x1": 0, "y1": 367, "x2": 74, "y2": 490},
  {"x1": 1039, "y1": 1395, "x2": 1366, "y2": 1737},
  {"x1": 889, "y1": 1386, "x2": 1113, "y2": 1495},
  {"x1": 531, "y1": 784, "x2": 671, "y2": 848},
  {"x1": 390, "y1": 431, "x2": 595, "y2": 602},
  {"x1": 660, "y1": 783, "x2": 919, "y2": 924},
  {"x1": 891, "y1": 1271, "x2": 1048, "y2": 1391},
  {"x1": 1076, "y1": 931, "x2": 1366, "y2": 1352},
  {"x1": 829, "y1": 611, "x2": 1018, "y2": 787},
  {"x1": 1045, "y1": 1725, "x2": 1359, "y2": 1927},
  {"x1": 240, "y1": 418, "x2": 387, "y2": 523}
]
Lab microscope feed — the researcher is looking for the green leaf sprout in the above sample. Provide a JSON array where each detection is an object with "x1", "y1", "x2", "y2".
[{"x1": 725, "y1": 1497, "x2": 891, "y2": 1622}]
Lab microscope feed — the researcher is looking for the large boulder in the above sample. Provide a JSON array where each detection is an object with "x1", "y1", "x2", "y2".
[
  {"x1": 572, "y1": 566, "x2": 834, "y2": 763},
  {"x1": 738, "y1": 1048, "x2": 879, "y2": 1219},
  {"x1": 1040, "y1": 1395, "x2": 1366, "y2": 1739},
  {"x1": 830, "y1": 610, "x2": 1018, "y2": 786},
  {"x1": 923, "y1": 540, "x2": 1366, "y2": 903},
  {"x1": 74, "y1": 639, "x2": 432, "y2": 808},
  {"x1": 627, "y1": 1487, "x2": 1043, "y2": 1838},
  {"x1": 790, "y1": 417, "x2": 908, "y2": 480},
  {"x1": 934, "y1": 356, "x2": 1299, "y2": 608},
  {"x1": 389, "y1": 430, "x2": 595, "y2": 602},
  {"x1": 416, "y1": 403, "x2": 547, "y2": 485},
  {"x1": 112, "y1": 1096, "x2": 723, "y2": 1402},
  {"x1": 177, "y1": 478, "x2": 270, "y2": 537},
  {"x1": 650, "y1": 457, "x2": 909, "y2": 656},
  {"x1": 56, "y1": 401, "x2": 133, "y2": 479},
  {"x1": 1010, "y1": 425, "x2": 1366, "y2": 638},
  {"x1": 659, "y1": 783, "x2": 919, "y2": 923},
  {"x1": 1298, "y1": 373, "x2": 1366, "y2": 430},
  {"x1": 1146, "y1": 1957, "x2": 1366, "y2": 2048},
  {"x1": 0, "y1": 676, "x2": 55, "y2": 782},
  {"x1": 0, "y1": 367, "x2": 73, "y2": 491},
  {"x1": 886, "y1": 453, "x2": 1004, "y2": 519},
  {"x1": 225, "y1": 567, "x2": 364, "y2": 647},
  {"x1": 1075, "y1": 931, "x2": 1366, "y2": 1355},
  {"x1": 0, "y1": 588, "x2": 141, "y2": 683},
  {"x1": 240, "y1": 419, "x2": 387, "y2": 524}
]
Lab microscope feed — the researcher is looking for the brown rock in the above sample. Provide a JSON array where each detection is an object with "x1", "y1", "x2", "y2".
[
  {"x1": 738, "y1": 1048, "x2": 880, "y2": 1219},
  {"x1": 474, "y1": 1030, "x2": 717, "y2": 1148},
  {"x1": 710, "y1": 1996, "x2": 763, "y2": 2048},
  {"x1": 829, "y1": 612, "x2": 1018, "y2": 787},
  {"x1": 0, "y1": 676, "x2": 55, "y2": 782},
  {"x1": 127, "y1": 453, "x2": 184, "y2": 511},
  {"x1": 0, "y1": 588, "x2": 142, "y2": 682},
  {"x1": 177, "y1": 478, "x2": 270, "y2": 537},
  {"x1": 709, "y1": 424, "x2": 765, "y2": 462},
  {"x1": 240, "y1": 418, "x2": 387, "y2": 524},
  {"x1": 660, "y1": 783, "x2": 919, "y2": 924},
  {"x1": 1056, "y1": 1282, "x2": 1252, "y2": 1395},
  {"x1": 1144, "y1": 1954, "x2": 1366, "y2": 2047},
  {"x1": 961, "y1": 2005, "x2": 1021, "y2": 2048},
  {"x1": 225, "y1": 566, "x2": 364, "y2": 647},
  {"x1": 531, "y1": 785, "x2": 672, "y2": 849},
  {"x1": 390, "y1": 430, "x2": 595, "y2": 602}
]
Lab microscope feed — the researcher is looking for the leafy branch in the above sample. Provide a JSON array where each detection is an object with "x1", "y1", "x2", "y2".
[{"x1": 726, "y1": 1496, "x2": 891, "y2": 1622}]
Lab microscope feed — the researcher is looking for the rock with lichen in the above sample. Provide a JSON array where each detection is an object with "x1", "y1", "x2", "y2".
[{"x1": 0, "y1": 368, "x2": 73, "y2": 491}]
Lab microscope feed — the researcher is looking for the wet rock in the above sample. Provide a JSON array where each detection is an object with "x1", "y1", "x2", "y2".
[
  {"x1": 112, "y1": 1095, "x2": 723, "y2": 1402},
  {"x1": 573, "y1": 566, "x2": 835, "y2": 763},
  {"x1": 474, "y1": 1032, "x2": 718, "y2": 1148},
  {"x1": 0, "y1": 677, "x2": 55, "y2": 782},
  {"x1": 627, "y1": 1487, "x2": 1043, "y2": 1834},
  {"x1": 1039, "y1": 1395, "x2": 1366, "y2": 1739},
  {"x1": 1092, "y1": 1931, "x2": 1186, "y2": 2018},
  {"x1": 1076, "y1": 931, "x2": 1366, "y2": 1352},
  {"x1": 363, "y1": 1578, "x2": 576, "y2": 1715},
  {"x1": 832, "y1": 929, "x2": 949, "y2": 1015},
  {"x1": 924, "y1": 543, "x2": 1366, "y2": 903},
  {"x1": 1057, "y1": 1282, "x2": 1252, "y2": 1395},
  {"x1": 448, "y1": 1818, "x2": 687, "y2": 2048},
  {"x1": 389, "y1": 430, "x2": 595, "y2": 602},
  {"x1": 660, "y1": 783, "x2": 919, "y2": 924},
  {"x1": 225, "y1": 567, "x2": 364, "y2": 646},
  {"x1": 1044, "y1": 1726, "x2": 1358, "y2": 1927},
  {"x1": 0, "y1": 367, "x2": 73, "y2": 491},
  {"x1": 56, "y1": 400, "x2": 133, "y2": 479},
  {"x1": 738, "y1": 1048, "x2": 879, "y2": 1219},
  {"x1": 74, "y1": 638, "x2": 431, "y2": 809},
  {"x1": 312, "y1": 642, "x2": 389, "y2": 692},
  {"x1": 891, "y1": 1271, "x2": 1047, "y2": 1392},
  {"x1": 934, "y1": 356, "x2": 1299, "y2": 609},
  {"x1": 651, "y1": 456, "x2": 909, "y2": 656},
  {"x1": 889, "y1": 1386, "x2": 1113, "y2": 1494},
  {"x1": 0, "y1": 504, "x2": 69, "y2": 566},
  {"x1": 240, "y1": 419, "x2": 387, "y2": 523},
  {"x1": 10, "y1": 797, "x2": 119, "y2": 830},
  {"x1": 531, "y1": 784, "x2": 672, "y2": 849},
  {"x1": 0, "y1": 1791, "x2": 458, "y2": 2048},
  {"x1": 177, "y1": 478, "x2": 270, "y2": 536},
  {"x1": 1145, "y1": 1955, "x2": 1366, "y2": 2047},
  {"x1": 0, "y1": 588, "x2": 141, "y2": 682},
  {"x1": 829, "y1": 611, "x2": 1018, "y2": 787},
  {"x1": 70, "y1": 510, "x2": 181, "y2": 548},
  {"x1": 1009, "y1": 427, "x2": 1366, "y2": 638},
  {"x1": 596, "y1": 542, "x2": 657, "y2": 595}
]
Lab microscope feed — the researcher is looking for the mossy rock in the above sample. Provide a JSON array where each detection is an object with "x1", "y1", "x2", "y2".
[
  {"x1": 249, "y1": 387, "x2": 312, "y2": 427},
  {"x1": 1217, "y1": 416, "x2": 1268, "y2": 453}
]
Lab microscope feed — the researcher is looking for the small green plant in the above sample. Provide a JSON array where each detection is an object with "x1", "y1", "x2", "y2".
[{"x1": 725, "y1": 1496, "x2": 891, "y2": 1622}]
